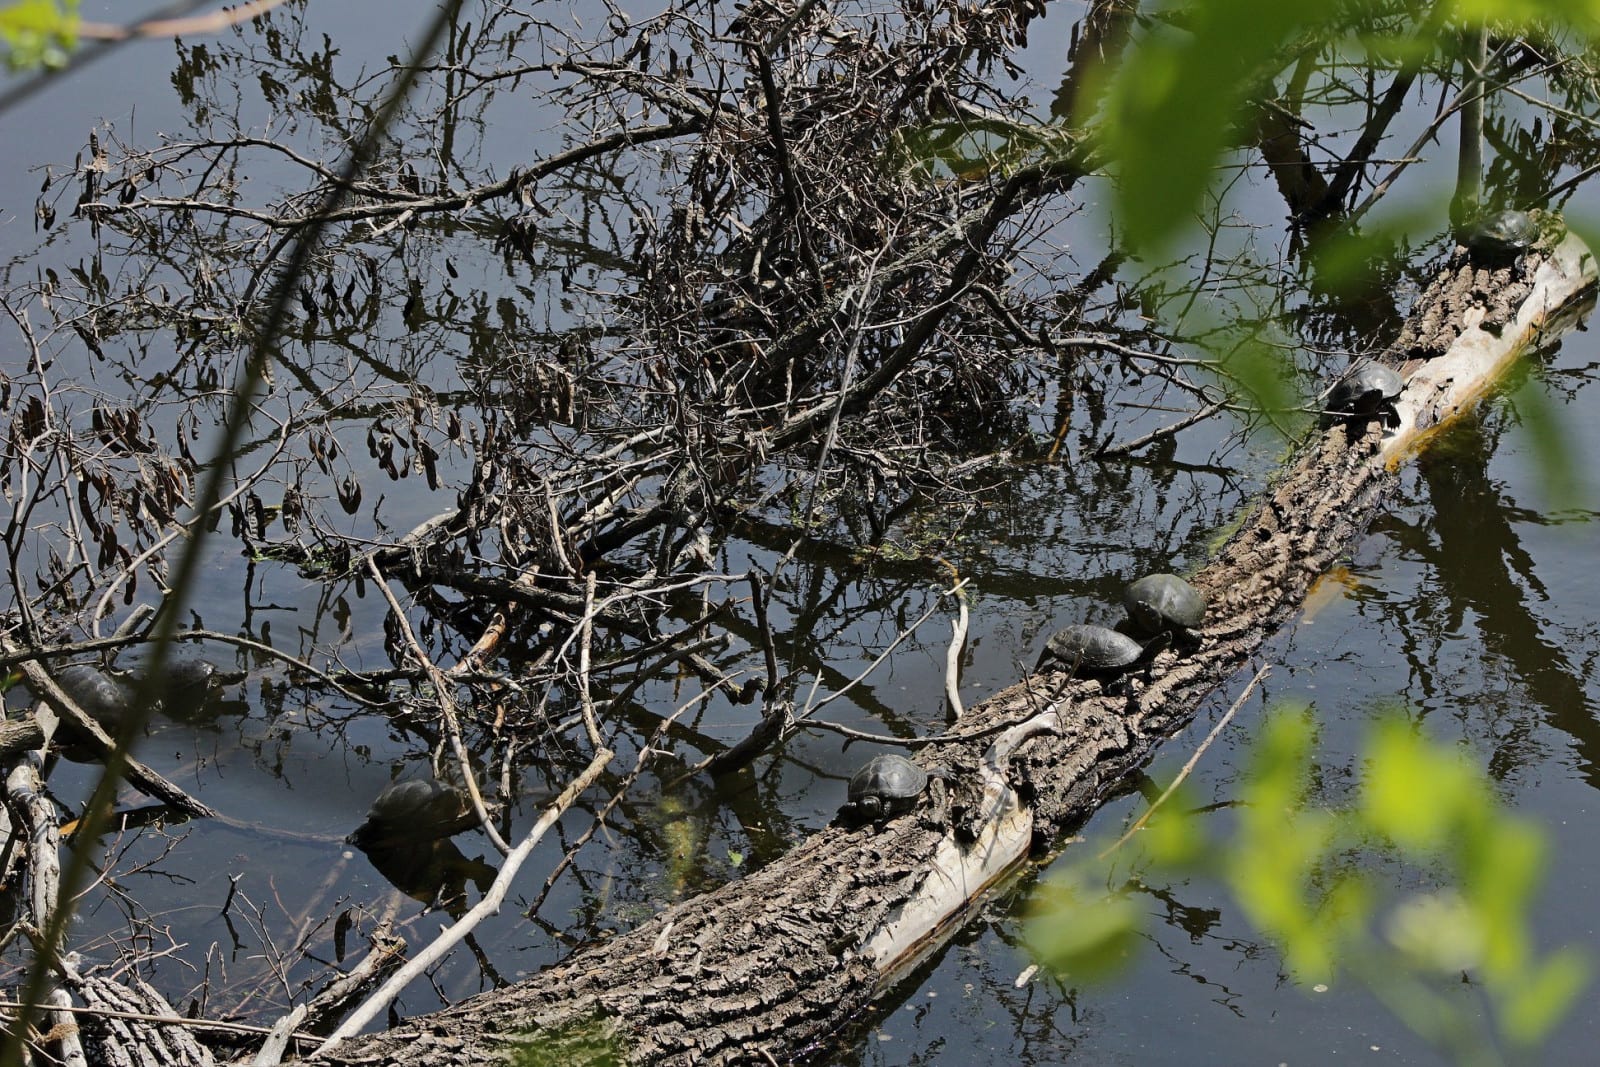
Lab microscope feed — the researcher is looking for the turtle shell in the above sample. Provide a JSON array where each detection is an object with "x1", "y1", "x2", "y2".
[
  {"x1": 842, "y1": 754, "x2": 930, "y2": 822},
  {"x1": 1324, "y1": 362, "x2": 1404, "y2": 428},
  {"x1": 1459, "y1": 209, "x2": 1539, "y2": 262},
  {"x1": 349, "y1": 779, "x2": 481, "y2": 848},
  {"x1": 1124, "y1": 573, "x2": 1206, "y2": 637},
  {"x1": 53, "y1": 659, "x2": 220, "y2": 727},
  {"x1": 1038, "y1": 624, "x2": 1145, "y2": 676},
  {"x1": 55, "y1": 663, "x2": 136, "y2": 726}
]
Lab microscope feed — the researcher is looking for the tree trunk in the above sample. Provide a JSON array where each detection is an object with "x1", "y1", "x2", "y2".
[{"x1": 312, "y1": 239, "x2": 1596, "y2": 1066}]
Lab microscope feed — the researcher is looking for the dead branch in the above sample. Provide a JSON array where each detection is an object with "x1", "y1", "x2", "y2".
[
  {"x1": 7, "y1": 737, "x2": 87, "y2": 1067},
  {"x1": 252, "y1": 925, "x2": 407, "y2": 1066},
  {"x1": 314, "y1": 745, "x2": 616, "y2": 1053}
]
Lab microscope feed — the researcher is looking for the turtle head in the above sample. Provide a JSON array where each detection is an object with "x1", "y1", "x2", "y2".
[
  {"x1": 1128, "y1": 597, "x2": 1162, "y2": 635},
  {"x1": 839, "y1": 795, "x2": 883, "y2": 825}
]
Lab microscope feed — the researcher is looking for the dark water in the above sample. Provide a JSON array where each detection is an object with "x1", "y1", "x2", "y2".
[{"x1": 1, "y1": 3, "x2": 1597, "y2": 1064}]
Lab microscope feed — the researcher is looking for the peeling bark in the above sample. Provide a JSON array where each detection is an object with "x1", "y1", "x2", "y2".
[{"x1": 312, "y1": 238, "x2": 1596, "y2": 1066}]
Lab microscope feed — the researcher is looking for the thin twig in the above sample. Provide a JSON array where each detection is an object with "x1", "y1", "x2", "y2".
[
  {"x1": 312, "y1": 746, "x2": 614, "y2": 1054},
  {"x1": 1097, "y1": 664, "x2": 1271, "y2": 860},
  {"x1": 577, "y1": 572, "x2": 605, "y2": 750},
  {"x1": 78, "y1": 0, "x2": 291, "y2": 40},
  {"x1": 942, "y1": 574, "x2": 971, "y2": 721},
  {"x1": 532, "y1": 696, "x2": 700, "y2": 916},
  {"x1": 798, "y1": 585, "x2": 953, "y2": 720},
  {"x1": 1095, "y1": 400, "x2": 1229, "y2": 458},
  {"x1": 364, "y1": 557, "x2": 510, "y2": 856}
]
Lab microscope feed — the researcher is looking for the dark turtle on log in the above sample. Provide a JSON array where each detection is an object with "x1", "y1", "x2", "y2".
[
  {"x1": 1457, "y1": 209, "x2": 1540, "y2": 265},
  {"x1": 840, "y1": 754, "x2": 946, "y2": 824},
  {"x1": 1322, "y1": 361, "x2": 1404, "y2": 430},
  {"x1": 1123, "y1": 573, "x2": 1207, "y2": 640},
  {"x1": 1036, "y1": 624, "x2": 1169, "y2": 679}
]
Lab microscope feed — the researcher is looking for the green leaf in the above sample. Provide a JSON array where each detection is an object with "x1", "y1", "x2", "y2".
[
  {"x1": 1468, "y1": 817, "x2": 1544, "y2": 978},
  {"x1": 1453, "y1": 0, "x2": 1592, "y2": 28},
  {"x1": 1361, "y1": 717, "x2": 1480, "y2": 852},
  {"x1": 1384, "y1": 890, "x2": 1486, "y2": 974},
  {"x1": 1219, "y1": 332, "x2": 1303, "y2": 432},
  {"x1": 1141, "y1": 786, "x2": 1208, "y2": 869},
  {"x1": 1028, "y1": 872, "x2": 1144, "y2": 981},
  {"x1": 1500, "y1": 947, "x2": 1591, "y2": 1047},
  {"x1": 0, "y1": 0, "x2": 79, "y2": 71},
  {"x1": 1100, "y1": 0, "x2": 1338, "y2": 252}
]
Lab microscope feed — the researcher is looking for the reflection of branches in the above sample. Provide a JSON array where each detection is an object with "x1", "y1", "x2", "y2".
[
  {"x1": 0, "y1": 0, "x2": 1423, "y2": 1043},
  {"x1": 80, "y1": 119, "x2": 706, "y2": 234},
  {"x1": 365, "y1": 555, "x2": 510, "y2": 856},
  {"x1": 4, "y1": 4, "x2": 473, "y2": 1057}
]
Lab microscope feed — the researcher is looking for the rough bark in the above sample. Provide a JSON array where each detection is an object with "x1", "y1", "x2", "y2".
[{"x1": 310, "y1": 238, "x2": 1596, "y2": 1066}]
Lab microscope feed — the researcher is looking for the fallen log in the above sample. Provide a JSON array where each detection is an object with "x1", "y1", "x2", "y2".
[{"x1": 311, "y1": 234, "x2": 1596, "y2": 1066}]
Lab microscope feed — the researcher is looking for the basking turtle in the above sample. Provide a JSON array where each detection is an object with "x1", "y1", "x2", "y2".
[
  {"x1": 1036, "y1": 624, "x2": 1168, "y2": 679},
  {"x1": 840, "y1": 754, "x2": 945, "y2": 824},
  {"x1": 1123, "y1": 573, "x2": 1207, "y2": 640},
  {"x1": 1322, "y1": 361, "x2": 1404, "y2": 430},
  {"x1": 349, "y1": 779, "x2": 483, "y2": 849},
  {"x1": 1458, "y1": 209, "x2": 1540, "y2": 264}
]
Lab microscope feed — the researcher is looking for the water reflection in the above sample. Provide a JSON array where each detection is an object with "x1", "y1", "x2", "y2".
[
  {"x1": 5, "y1": 2, "x2": 1598, "y2": 1065},
  {"x1": 351, "y1": 836, "x2": 496, "y2": 917},
  {"x1": 1395, "y1": 409, "x2": 1600, "y2": 784}
]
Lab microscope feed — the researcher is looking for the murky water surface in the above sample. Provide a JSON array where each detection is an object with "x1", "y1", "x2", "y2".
[{"x1": 1, "y1": 3, "x2": 1596, "y2": 1064}]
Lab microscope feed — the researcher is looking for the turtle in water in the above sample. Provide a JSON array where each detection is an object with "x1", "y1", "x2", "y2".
[
  {"x1": 55, "y1": 663, "x2": 137, "y2": 727},
  {"x1": 1036, "y1": 624, "x2": 1169, "y2": 679},
  {"x1": 151, "y1": 658, "x2": 221, "y2": 720},
  {"x1": 1457, "y1": 209, "x2": 1540, "y2": 265},
  {"x1": 1123, "y1": 573, "x2": 1207, "y2": 642},
  {"x1": 53, "y1": 658, "x2": 220, "y2": 726},
  {"x1": 349, "y1": 779, "x2": 483, "y2": 849},
  {"x1": 1322, "y1": 361, "x2": 1404, "y2": 430},
  {"x1": 839, "y1": 754, "x2": 947, "y2": 825}
]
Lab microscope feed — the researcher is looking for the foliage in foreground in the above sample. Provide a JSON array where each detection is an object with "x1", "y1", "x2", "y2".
[
  {"x1": 1029, "y1": 708, "x2": 1590, "y2": 1066},
  {"x1": 0, "y1": 0, "x2": 77, "y2": 71}
]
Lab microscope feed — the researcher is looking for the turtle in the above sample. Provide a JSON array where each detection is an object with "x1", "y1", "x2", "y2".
[
  {"x1": 54, "y1": 663, "x2": 136, "y2": 727},
  {"x1": 1036, "y1": 624, "x2": 1169, "y2": 678},
  {"x1": 153, "y1": 658, "x2": 221, "y2": 721},
  {"x1": 1123, "y1": 573, "x2": 1207, "y2": 640},
  {"x1": 1322, "y1": 361, "x2": 1404, "y2": 430},
  {"x1": 1457, "y1": 209, "x2": 1540, "y2": 265},
  {"x1": 52, "y1": 658, "x2": 221, "y2": 726},
  {"x1": 840, "y1": 754, "x2": 945, "y2": 824},
  {"x1": 348, "y1": 779, "x2": 483, "y2": 849}
]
